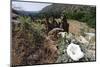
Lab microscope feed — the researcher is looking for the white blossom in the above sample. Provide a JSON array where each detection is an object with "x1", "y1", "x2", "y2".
[
  {"x1": 58, "y1": 32, "x2": 67, "y2": 38},
  {"x1": 67, "y1": 43, "x2": 84, "y2": 61}
]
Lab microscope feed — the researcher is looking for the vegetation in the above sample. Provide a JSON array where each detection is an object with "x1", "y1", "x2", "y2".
[
  {"x1": 12, "y1": 3, "x2": 96, "y2": 66},
  {"x1": 64, "y1": 6, "x2": 96, "y2": 28},
  {"x1": 40, "y1": 4, "x2": 96, "y2": 28}
]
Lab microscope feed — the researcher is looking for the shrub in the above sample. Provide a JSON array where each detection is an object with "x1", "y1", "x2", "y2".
[{"x1": 63, "y1": 7, "x2": 96, "y2": 28}]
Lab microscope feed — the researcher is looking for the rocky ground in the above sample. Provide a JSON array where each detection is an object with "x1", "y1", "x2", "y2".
[
  {"x1": 56, "y1": 20, "x2": 96, "y2": 63},
  {"x1": 12, "y1": 14, "x2": 96, "y2": 66}
]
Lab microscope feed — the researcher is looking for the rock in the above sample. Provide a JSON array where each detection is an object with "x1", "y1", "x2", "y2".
[
  {"x1": 86, "y1": 50, "x2": 95, "y2": 61},
  {"x1": 76, "y1": 36, "x2": 89, "y2": 45},
  {"x1": 85, "y1": 32, "x2": 95, "y2": 40},
  {"x1": 66, "y1": 43, "x2": 84, "y2": 61}
]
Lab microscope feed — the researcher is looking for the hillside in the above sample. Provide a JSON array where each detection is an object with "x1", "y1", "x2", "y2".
[
  {"x1": 40, "y1": 4, "x2": 96, "y2": 28},
  {"x1": 11, "y1": 2, "x2": 96, "y2": 66}
]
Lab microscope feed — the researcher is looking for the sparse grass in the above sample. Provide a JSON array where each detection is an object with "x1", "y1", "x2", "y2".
[
  {"x1": 12, "y1": 15, "x2": 96, "y2": 65},
  {"x1": 12, "y1": 16, "x2": 47, "y2": 65}
]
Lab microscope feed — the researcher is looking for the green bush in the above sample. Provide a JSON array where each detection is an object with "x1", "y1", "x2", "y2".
[
  {"x1": 16, "y1": 16, "x2": 46, "y2": 47},
  {"x1": 63, "y1": 7, "x2": 96, "y2": 28}
]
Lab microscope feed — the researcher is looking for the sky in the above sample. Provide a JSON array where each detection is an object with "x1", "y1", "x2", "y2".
[{"x1": 12, "y1": 1, "x2": 51, "y2": 11}]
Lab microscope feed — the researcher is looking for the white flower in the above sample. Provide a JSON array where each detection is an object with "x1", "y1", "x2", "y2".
[
  {"x1": 58, "y1": 32, "x2": 73, "y2": 38},
  {"x1": 67, "y1": 43, "x2": 84, "y2": 61},
  {"x1": 58, "y1": 32, "x2": 67, "y2": 38}
]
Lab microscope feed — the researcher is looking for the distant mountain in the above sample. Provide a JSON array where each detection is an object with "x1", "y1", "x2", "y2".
[
  {"x1": 12, "y1": 3, "x2": 95, "y2": 17},
  {"x1": 39, "y1": 4, "x2": 96, "y2": 28},
  {"x1": 40, "y1": 4, "x2": 95, "y2": 17}
]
